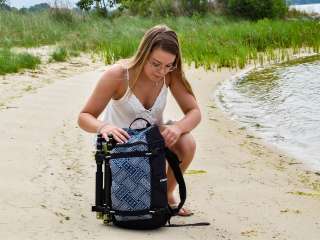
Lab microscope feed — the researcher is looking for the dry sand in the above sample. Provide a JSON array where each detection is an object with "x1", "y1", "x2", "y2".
[{"x1": 0, "y1": 55, "x2": 320, "y2": 240}]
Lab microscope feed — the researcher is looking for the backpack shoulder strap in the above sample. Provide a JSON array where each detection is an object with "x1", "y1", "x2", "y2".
[
  {"x1": 165, "y1": 148, "x2": 186, "y2": 216},
  {"x1": 165, "y1": 148, "x2": 211, "y2": 227}
]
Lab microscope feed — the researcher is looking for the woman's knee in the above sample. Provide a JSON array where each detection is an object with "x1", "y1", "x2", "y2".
[{"x1": 173, "y1": 132, "x2": 196, "y2": 156}]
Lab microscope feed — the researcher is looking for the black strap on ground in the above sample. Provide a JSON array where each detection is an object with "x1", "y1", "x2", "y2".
[
  {"x1": 165, "y1": 148, "x2": 186, "y2": 215},
  {"x1": 166, "y1": 222, "x2": 211, "y2": 227}
]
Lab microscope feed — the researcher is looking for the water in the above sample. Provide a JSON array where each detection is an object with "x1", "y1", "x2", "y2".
[
  {"x1": 290, "y1": 3, "x2": 320, "y2": 14},
  {"x1": 216, "y1": 55, "x2": 320, "y2": 170}
]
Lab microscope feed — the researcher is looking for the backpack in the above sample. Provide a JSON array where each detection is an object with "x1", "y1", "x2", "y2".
[{"x1": 92, "y1": 118, "x2": 209, "y2": 229}]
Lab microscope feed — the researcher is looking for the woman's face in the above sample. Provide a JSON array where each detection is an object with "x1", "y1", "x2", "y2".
[{"x1": 143, "y1": 48, "x2": 176, "y2": 82}]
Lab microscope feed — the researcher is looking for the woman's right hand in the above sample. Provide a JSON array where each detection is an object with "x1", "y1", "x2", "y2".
[{"x1": 98, "y1": 124, "x2": 130, "y2": 144}]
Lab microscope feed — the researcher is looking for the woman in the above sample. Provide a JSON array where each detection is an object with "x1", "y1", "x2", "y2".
[{"x1": 78, "y1": 25, "x2": 201, "y2": 216}]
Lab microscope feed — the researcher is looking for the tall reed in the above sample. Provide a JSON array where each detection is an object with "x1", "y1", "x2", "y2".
[
  {"x1": 1, "y1": 10, "x2": 319, "y2": 69},
  {"x1": 0, "y1": 49, "x2": 41, "y2": 75}
]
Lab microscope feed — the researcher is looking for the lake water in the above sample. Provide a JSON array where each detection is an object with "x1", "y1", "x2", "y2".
[
  {"x1": 290, "y1": 3, "x2": 320, "y2": 14},
  {"x1": 216, "y1": 55, "x2": 320, "y2": 170}
]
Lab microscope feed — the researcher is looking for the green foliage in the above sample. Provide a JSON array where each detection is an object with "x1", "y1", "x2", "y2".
[
  {"x1": 0, "y1": 0, "x2": 7, "y2": 5},
  {"x1": 50, "y1": 47, "x2": 69, "y2": 62},
  {"x1": 1, "y1": 10, "x2": 320, "y2": 70},
  {"x1": 118, "y1": 0, "x2": 211, "y2": 16},
  {"x1": 76, "y1": 0, "x2": 117, "y2": 17},
  {"x1": 28, "y1": 3, "x2": 51, "y2": 12},
  {"x1": 0, "y1": 11, "x2": 69, "y2": 48},
  {"x1": 49, "y1": 7, "x2": 77, "y2": 24},
  {"x1": 0, "y1": 49, "x2": 41, "y2": 75},
  {"x1": 0, "y1": 0, "x2": 10, "y2": 10},
  {"x1": 219, "y1": 0, "x2": 288, "y2": 20},
  {"x1": 180, "y1": 0, "x2": 209, "y2": 16},
  {"x1": 156, "y1": 0, "x2": 178, "y2": 16},
  {"x1": 77, "y1": 0, "x2": 94, "y2": 11},
  {"x1": 118, "y1": 0, "x2": 153, "y2": 16}
]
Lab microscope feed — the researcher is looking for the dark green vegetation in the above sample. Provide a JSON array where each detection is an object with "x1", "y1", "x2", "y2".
[
  {"x1": 0, "y1": 0, "x2": 319, "y2": 74},
  {"x1": 50, "y1": 47, "x2": 69, "y2": 62},
  {"x1": 219, "y1": 0, "x2": 288, "y2": 20},
  {"x1": 0, "y1": 49, "x2": 40, "y2": 75},
  {"x1": 76, "y1": 0, "x2": 289, "y2": 19}
]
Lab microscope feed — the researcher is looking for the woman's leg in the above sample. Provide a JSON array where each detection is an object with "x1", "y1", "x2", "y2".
[{"x1": 166, "y1": 132, "x2": 196, "y2": 212}]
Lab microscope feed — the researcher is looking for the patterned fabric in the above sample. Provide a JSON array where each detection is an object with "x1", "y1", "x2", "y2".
[
  {"x1": 111, "y1": 143, "x2": 147, "y2": 154},
  {"x1": 110, "y1": 156, "x2": 151, "y2": 211},
  {"x1": 110, "y1": 128, "x2": 151, "y2": 211}
]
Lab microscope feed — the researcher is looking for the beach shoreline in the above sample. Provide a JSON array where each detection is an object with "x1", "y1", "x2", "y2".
[
  {"x1": 0, "y1": 53, "x2": 320, "y2": 239},
  {"x1": 166, "y1": 56, "x2": 320, "y2": 239},
  {"x1": 213, "y1": 52, "x2": 320, "y2": 174}
]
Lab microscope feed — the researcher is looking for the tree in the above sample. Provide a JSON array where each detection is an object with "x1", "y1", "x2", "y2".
[
  {"x1": 218, "y1": 0, "x2": 288, "y2": 20},
  {"x1": 29, "y1": 3, "x2": 51, "y2": 12},
  {"x1": 116, "y1": 0, "x2": 152, "y2": 16},
  {"x1": 0, "y1": 0, "x2": 7, "y2": 7},
  {"x1": 76, "y1": 0, "x2": 117, "y2": 15},
  {"x1": 77, "y1": 0, "x2": 94, "y2": 11},
  {"x1": 117, "y1": 0, "x2": 211, "y2": 16},
  {"x1": 0, "y1": 0, "x2": 10, "y2": 10}
]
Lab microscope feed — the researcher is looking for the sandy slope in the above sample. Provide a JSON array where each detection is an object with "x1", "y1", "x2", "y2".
[{"x1": 0, "y1": 59, "x2": 320, "y2": 240}]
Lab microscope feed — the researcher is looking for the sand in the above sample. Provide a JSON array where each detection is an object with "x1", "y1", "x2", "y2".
[{"x1": 0, "y1": 54, "x2": 320, "y2": 240}]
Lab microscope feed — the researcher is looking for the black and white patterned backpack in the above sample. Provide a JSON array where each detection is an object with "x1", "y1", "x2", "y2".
[{"x1": 92, "y1": 118, "x2": 209, "y2": 229}]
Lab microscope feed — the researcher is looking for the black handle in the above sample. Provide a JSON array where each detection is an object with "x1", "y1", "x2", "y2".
[{"x1": 129, "y1": 117, "x2": 151, "y2": 129}]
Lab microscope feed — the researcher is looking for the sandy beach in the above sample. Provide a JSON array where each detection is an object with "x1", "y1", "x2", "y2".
[{"x1": 0, "y1": 54, "x2": 320, "y2": 240}]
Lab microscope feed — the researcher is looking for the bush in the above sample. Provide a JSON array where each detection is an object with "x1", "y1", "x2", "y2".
[
  {"x1": 50, "y1": 47, "x2": 68, "y2": 62},
  {"x1": 49, "y1": 7, "x2": 77, "y2": 24},
  {"x1": 149, "y1": 0, "x2": 176, "y2": 17},
  {"x1": 119, "y1": 0, "x2": 211, "y2": 17},
  {"x1": 0, "y1": 49, "x2": 41, "y2": 75},
  {"x1": 179, "y1": 0, "x2": 209, "y2": 16},
  {"x1": 219, "y1": 0, "x2": 288, "y2": 20},
  {"x1": 118, "y1": 0, "x2": 153, "y2": 16}
]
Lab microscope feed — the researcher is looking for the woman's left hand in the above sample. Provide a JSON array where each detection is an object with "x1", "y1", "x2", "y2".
[{"x1": 160, "y1": 124, "x2": 182, "y2": 148}]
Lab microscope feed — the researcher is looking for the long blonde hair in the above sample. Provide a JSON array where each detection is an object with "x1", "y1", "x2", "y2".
[{"x1": 127, "y1": 25, "x2": 194, "y2": 97}]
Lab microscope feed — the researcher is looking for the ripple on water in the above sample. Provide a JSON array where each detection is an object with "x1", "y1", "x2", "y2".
[{"x1": 216, "y1": 55, "x2": 320, "y2": 170}]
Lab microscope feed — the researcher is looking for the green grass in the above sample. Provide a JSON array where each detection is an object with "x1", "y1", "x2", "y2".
[
  {"x1": 0, "y1": 9, "x2": 81, "y2": 48},
  {"x1": 50, "y1": 47, "x2": 69, "y2": 62},
  {"x1": 1, "y1": 10, "x2": 320, "y2": 70},
  {"x1": 0, "y1": 48, "x2": 41, "y2": 75}
]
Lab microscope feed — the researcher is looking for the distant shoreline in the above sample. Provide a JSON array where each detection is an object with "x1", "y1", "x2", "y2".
[{"x1": 290, "y1": 3, "x2": 320, "y2": 14}]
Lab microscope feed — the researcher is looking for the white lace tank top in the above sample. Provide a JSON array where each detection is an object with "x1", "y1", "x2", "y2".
[{"x1": 102, "y1": 67, "x2": 168, "y2": 128}]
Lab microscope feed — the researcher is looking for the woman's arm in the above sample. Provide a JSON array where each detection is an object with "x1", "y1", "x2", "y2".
[
  {"x1": 169, "y1": 76, "x2": 201, "y2": 133},
  {"x1": 161, "y1": 75, "x2": 201, "y2": 147},
  {"x1": 77, "y1": 65, "x2": 130, "y2": 143}
]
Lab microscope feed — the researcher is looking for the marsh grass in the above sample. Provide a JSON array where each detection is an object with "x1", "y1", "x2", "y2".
[
  {"x1": 0, "y1": 49, "x2": 41, "y2": 75},
  {"x1": 1, "y1": 10, "x2": 320, "y2": 70},
  {"x1": 50, "y1": 47, "x2": 69, "y2": 62}
]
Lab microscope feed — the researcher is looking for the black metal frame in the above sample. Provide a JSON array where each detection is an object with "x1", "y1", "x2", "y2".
[{"x1": 91, "y1": 134, "x2": 116, "y2": 223}]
